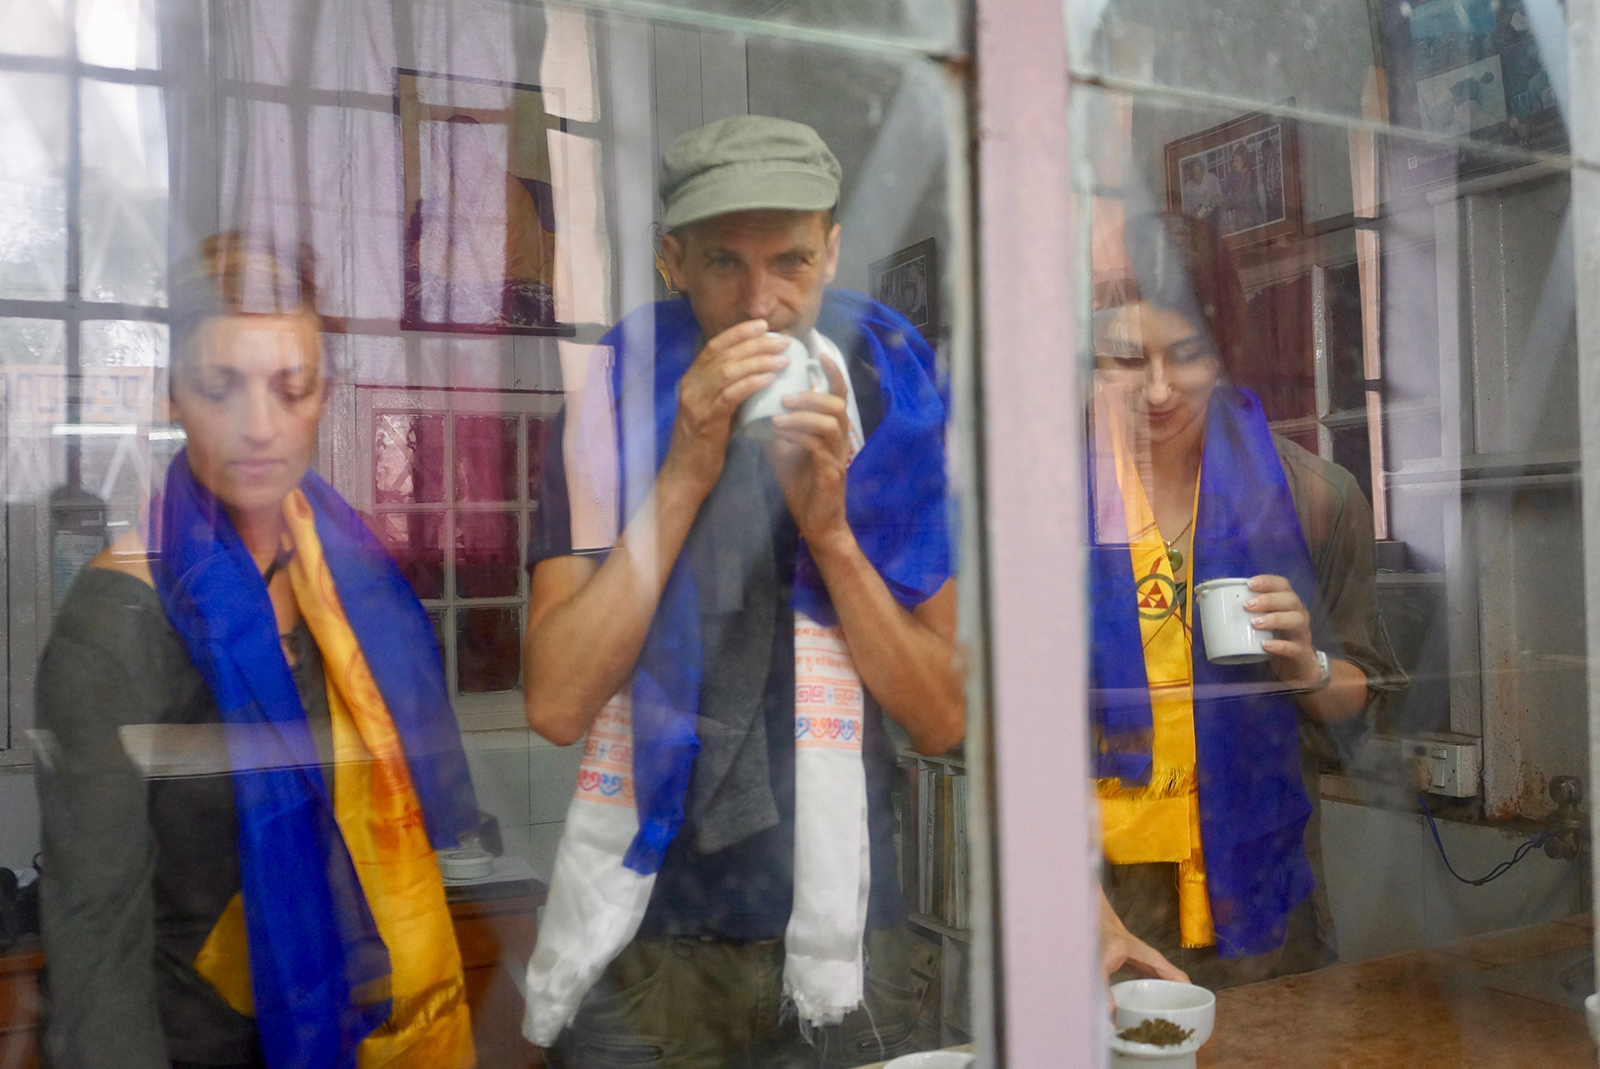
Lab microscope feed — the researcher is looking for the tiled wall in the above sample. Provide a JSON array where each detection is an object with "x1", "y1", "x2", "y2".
[
  {"x1": 1323, "y1": 799, "x2": 1584, "y2": 961},
  {"x1": 461, "y1": 730, "x2": 584, "y2": 881},
  {"x1": 0, "y1": 769, "x2": 39, "y2": 871}
]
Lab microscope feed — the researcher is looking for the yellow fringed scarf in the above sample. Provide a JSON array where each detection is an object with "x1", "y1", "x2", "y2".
[
  {"x1": 1096, "y1": 408, "x2": 1216, "y2": 950},
  {"x1": 194, "y1": 489, "x2": 475, "y2": 1068}
]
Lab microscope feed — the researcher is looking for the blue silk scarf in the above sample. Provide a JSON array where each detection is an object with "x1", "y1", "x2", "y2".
[
  {"x1": 151, "y1": 453, "x2": 479, "y2": 1069},
  {"x1": 589, "y1": 291, "x2": 951, "y2": 874},
  {"x1": 1089, "y1": 386, "x2": 1317, "y2": 958}
]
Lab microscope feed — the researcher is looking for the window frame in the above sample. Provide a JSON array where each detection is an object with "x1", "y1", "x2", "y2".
[
  {"x1": 0, "y1": 25, "x2": 170, "y2": 758},
  {"x1": 973, "y1": 0, "x2": 1101, "y2": 1060},
  {"x1": 339, "y1": 382, "x2": 562, "y2": 733}
]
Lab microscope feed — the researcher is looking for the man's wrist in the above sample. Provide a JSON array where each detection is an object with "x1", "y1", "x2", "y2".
[
  {"x1": 803, "y1": 524, "x2": 860, "y2": 568},
  {"x1": 657, "y1": 450, "x2": 719, "y2": 507}
]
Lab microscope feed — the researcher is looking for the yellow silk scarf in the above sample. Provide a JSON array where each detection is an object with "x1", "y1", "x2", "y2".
[
  {"x1": 194, "y1": 489, "x2": 475, "y2": 1068},
  {"x1": 1096, "y1": 409, "x2": 1215, "y2": 949}
]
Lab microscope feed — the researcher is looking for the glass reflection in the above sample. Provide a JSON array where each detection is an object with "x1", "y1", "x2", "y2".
[
  {"x1": 5, "y1": 3, "x2": 975, "y2": 1067},
  {"x1": 1079, "y1": 0, "x2": 1595, "y2": 1041}
]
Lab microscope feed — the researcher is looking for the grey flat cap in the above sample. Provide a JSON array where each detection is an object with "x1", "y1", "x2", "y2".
[{"x1": 661, "y1": 115, "x2": 842, "y2": 231}]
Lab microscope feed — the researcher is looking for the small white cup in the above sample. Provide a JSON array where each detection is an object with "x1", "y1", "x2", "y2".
[
  {"x1": 1194, "y1": 577, "x2": 1270, "y2": 665},
  {"x1": 738, "y1": 332, "x2": 828, "y2": 440}
]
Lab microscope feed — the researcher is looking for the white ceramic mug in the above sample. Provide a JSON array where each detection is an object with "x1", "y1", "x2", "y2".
[
  {"x1": 1194, "y1": 577, "x2": 1270, "y2": 665},
  {"x1": 737, "y1": 332, "x2": 829, "y2": 440}
]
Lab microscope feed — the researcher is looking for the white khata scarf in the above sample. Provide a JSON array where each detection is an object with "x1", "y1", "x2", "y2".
[{"x1": 523, "y1": 334, "x2": 871, "y2": 1044}]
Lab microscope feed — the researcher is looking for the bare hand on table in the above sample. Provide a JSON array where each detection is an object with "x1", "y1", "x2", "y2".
[{"x1": 1100, "y1": 886, "x2": 1190, "y2": 993}]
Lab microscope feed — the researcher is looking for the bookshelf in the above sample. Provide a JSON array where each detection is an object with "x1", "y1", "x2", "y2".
[{"x1": 893, "y1": 748, "x2": 972, "y2": 1047}]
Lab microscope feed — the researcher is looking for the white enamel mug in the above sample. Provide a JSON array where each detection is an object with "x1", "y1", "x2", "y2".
[
  {"x1": 737, "y1": 332, "x2": 829, "y2": 440},
  {"x1": 1194, "y1": 577, "x2": 1270, "y2": 665}
]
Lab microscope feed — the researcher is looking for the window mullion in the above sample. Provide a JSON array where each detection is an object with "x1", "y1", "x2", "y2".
[{"x1": 63, "y1": 0, "x2": 83, "y2": 489}]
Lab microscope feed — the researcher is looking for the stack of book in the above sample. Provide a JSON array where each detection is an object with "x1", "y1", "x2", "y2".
[{"x1": 891, "y1": 756, "x2": 970, "y2": 931}]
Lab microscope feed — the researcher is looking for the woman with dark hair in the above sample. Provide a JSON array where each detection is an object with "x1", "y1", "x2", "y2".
[
  {"x1": 36, "y1": 234, "x2": 481, "y2": 1068},
  {"x1": 1090, "y1": 213, "x2": 1403, "y2": 988}
]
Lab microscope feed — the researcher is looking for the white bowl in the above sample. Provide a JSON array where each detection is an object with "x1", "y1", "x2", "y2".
[
  {"x1": 437, "y1": 847, "x2": 494, "y2": 880},
  {"x1": 1109, "y1": 979, "x2": 1215, "y2": 1067},
  {"x1": 1108, "y1": 1035, "x2": 1204, "y2": 1068},
  {"x1": 883, "y1": 1052, "x2": 975, "y2": 1069},
  {"x1": 1585, "y1": 992, "x2": 1600, "y2": 1047}
]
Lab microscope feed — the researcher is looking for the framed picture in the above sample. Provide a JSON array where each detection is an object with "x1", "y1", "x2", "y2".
[
  {"x1": 1164, "y1": 109, "x2": 1301, "y2": 249},
  {"x1": 396, "y1": 68, "x2": 573, "y2": 335},
  {"x1": 868, "y1": 238, "x2": 940, "y2": 342},
  {"x1": 1373, "y1": 0, "x2": 1568, "y2": 192}
]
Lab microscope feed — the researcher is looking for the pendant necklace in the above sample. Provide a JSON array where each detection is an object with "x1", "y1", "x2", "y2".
[{"x1": 1163, "y1": 516, "x2": 1194, "y2": 575}]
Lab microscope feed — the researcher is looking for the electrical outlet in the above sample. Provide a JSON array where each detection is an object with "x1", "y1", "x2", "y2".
[{"x1": 1401, "y1": 733, "x2": 1481, "y2": 798}]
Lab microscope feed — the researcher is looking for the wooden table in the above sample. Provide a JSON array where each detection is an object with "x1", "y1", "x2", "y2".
[
  {"x1": 0, "y1": 937, "x2": 41, "y2": 1069},
  {"x1": 1199, "y1": 914, "x2": 1595, "y2": 1068}
]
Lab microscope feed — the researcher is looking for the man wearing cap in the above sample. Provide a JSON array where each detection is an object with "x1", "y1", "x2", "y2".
[{"x1": 519, "y1": 115, "x2": 962, "y2": 1067}]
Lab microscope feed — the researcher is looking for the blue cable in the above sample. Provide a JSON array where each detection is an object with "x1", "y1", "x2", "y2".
[{"x1": 1418, "y1": 793, "x2": 1550, "y2": 887}]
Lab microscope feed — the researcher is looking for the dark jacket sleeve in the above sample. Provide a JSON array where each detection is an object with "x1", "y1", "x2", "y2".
[
  {"x1": 34, "y1": 578, "x2": 172, "y2": 1069},
  {"x1": 1275, "y1": 435, "x2": 1409, "y2": 724}
]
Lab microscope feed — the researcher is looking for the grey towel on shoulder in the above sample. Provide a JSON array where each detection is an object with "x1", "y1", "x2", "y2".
[{"x1": 688, "y1": 435, "x2": 787, "y2": 854}]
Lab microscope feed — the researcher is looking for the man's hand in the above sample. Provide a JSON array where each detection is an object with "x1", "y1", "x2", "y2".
[
  {"x1": 663, "y1": 320, "x2": 790, "y2": 495},
  {"x1": 763, "y1": 355, "x2": 852, "y2": 553}
]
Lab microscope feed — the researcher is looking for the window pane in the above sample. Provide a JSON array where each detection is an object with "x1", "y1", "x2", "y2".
[
  {"x1": 1331, "y1": 421, "x2": 1376, "y2": 511},
  {"x1": 549, "y1": 131, "x2": 611, "y2": 325},
  {"x1": 374, "y1": 413, "x2": 445, "y2": 504},
  {"x1": 1326, "y1": 262, "x2": 1368, "y2": 414},
  {"x1": 80, "y1": 320, "x2": 166, "y2": 368},
  {"x1": 76, "y1": 0, "x2": 159, "y2": 70},
  {"x1": 527, "y1": 415, "x2": 556, "y2": 500},
  {"x1": 455, "y1": 510, "x2": 519, "y2": 599},
  {"x1": 1076, "y1": 17, "x2": 1596, "y2": 1052},
  {"x1": 23, "y1": 8, "x2": 979, "y2": 1069},
  {"x1": 427, "y1": 609, "x2": 447, "y2": 662},
  {"x1": 380, "y1": 510, "x2": 446, "y2": 600},
  {"x1": 456, "y1": 605, "x2": 520, "y2": 693},
  {"x1": 455, "y1": 414, "x2": 518, "y2": 502},
  {"x1": 0, "y1": 0, "x2": 69, "y2": 57},
  {"x1": 0, "y1": 321, "x2": 66, "y2": 487},
  {"x1": 80, "y1": 321, "x2": 162, "y2": 427},
  {"x1": 81, "y1": 82, "x2": 168, "y2": 305},
  {"x1": 1070, "y1": 0, "x2": 1573, "y2": 157},
  {"x1": 0, "y1": 318, "x2": 66, "y2": 366},
  {"x1": 0, "y1": 73, "x2": 68, "y2": 300}
]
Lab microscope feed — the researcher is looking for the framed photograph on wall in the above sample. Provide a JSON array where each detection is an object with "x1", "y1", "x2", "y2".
[
  {"x1": 868, "y1": 238, "x2": 940, "y2": 343},
  {"x1": 396, "y1": 68, "x2": 574, "y2": 335},
  {"x1": 1372, "y1": 0, "x2": 1568, "y2": 193},
  {"x1": 1163, "y1": 109, "x2": 1301, "y2": 249}
]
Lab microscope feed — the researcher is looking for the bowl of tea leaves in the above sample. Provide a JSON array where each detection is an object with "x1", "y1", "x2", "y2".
[{"x1": 1108, "y1": 980, "x2": 1214, "y2": 1067}]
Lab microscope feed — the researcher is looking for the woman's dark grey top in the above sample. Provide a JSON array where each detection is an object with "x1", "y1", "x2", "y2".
[{"x1": 35, "y1": 567, "x2": 331, "y2": 1069}]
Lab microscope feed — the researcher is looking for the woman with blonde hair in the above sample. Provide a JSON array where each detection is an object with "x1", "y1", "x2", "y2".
[{"x1": 37, "y1": 234, "x2": 480, "y2": 1069}]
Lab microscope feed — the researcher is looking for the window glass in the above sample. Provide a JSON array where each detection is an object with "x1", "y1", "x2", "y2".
[
  {"x1": 81, "y1": 82, "x2": 170, "y2": 306},
  {"x1": 1073, "y1": 0, "x2": 1600, "y2": 1059},
  {"x1": 0, "y1": 73, "x2": 69, "y2": 301},
  {"x1": 8, "y1": 5, "x2": 979, "y2": 1069},
  {"x1": 76, "y1": 0, "x2": 160, "y2": 71},
  {"x1": 0, "y1": 0, "x2": 70, "y2": 59}
]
